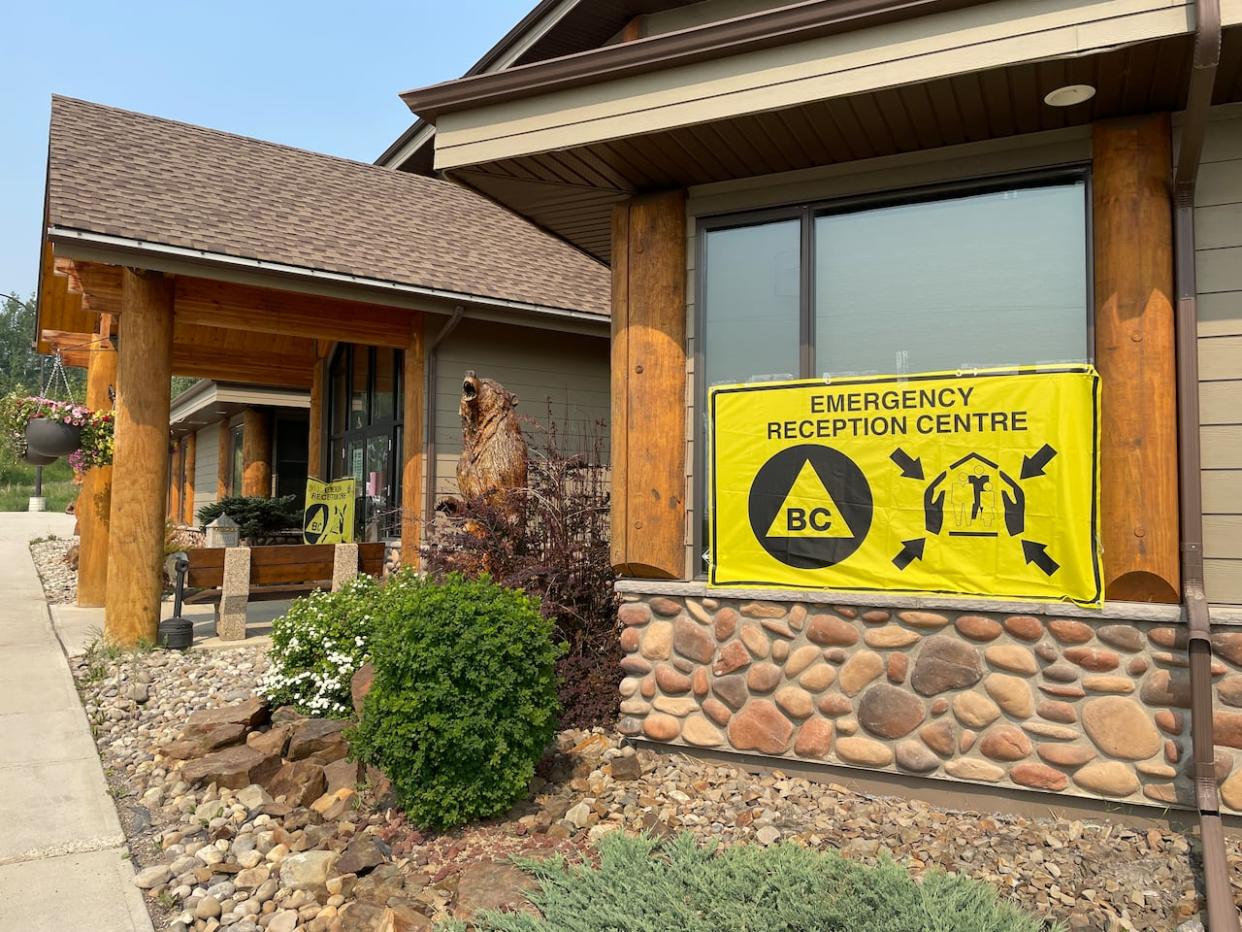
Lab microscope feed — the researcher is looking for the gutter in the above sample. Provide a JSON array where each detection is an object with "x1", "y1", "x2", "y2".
[
  {"x1": 423, "y1": 307, "x2": 465, "y2": 540},
  {"x1": 1170, "y1": 1, "x2": 1235, "y2": 929},
  {"x1": 400, "y1": 0, "x2": 992, "y2": 119}
]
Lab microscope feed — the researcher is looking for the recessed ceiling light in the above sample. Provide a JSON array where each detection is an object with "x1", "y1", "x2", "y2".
[{"x1": 1044, "y1": 84, "x2": 1096, "y2": 107}]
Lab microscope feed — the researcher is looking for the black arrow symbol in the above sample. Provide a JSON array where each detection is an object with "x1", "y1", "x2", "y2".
[
  {"x1": 1020, "y1": 443, "x2": 1058, "y2": 479},
  {"x1": 1021, "y1": 540, "x2": 1060, "y2": 576},
  {"x1": 890, "y1": 448, "x2": 924, "y2": 480},
  {"x1": 892, "y1": 538, "x2": 926, "y2": 570}
]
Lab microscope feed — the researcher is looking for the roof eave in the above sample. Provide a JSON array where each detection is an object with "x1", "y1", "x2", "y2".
[{"x1": 401, "y1": 0, "x2": 992, "y2": 121}]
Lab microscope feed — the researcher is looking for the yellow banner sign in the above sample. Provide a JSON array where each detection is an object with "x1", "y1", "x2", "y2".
[
  {"x1": 709, "y1": 366, "x2": 1102, "y2": 607},
  {"x1": 303, "y1": 478, "x2": 356, "y2": 545}
]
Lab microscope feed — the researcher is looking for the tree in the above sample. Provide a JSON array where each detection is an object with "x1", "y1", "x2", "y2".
[{"x1": 0, "y1": 292, "x2": 86, "y2": 400}]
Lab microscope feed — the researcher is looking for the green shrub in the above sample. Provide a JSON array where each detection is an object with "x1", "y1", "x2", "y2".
[
  {"x1": 260, "y1": 574, "x2": 381, "y2": 717},
  {"x1": 351, "y1": 571, "x2": 563, "y2": 830},
  {"x1": 440, "y1": 832, "x2": 1060, "y2": 932},
  {"x1": 196, "y1": 494, "x2": 301, "y2": 539}
]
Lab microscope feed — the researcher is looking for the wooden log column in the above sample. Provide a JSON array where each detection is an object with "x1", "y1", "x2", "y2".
[
  {"x1": 105, "y1": 269, "x2": 174, "y2": 646},
  {"x1": 168, "y1": 441, "x2": 182, "y2": 523},
  {"x1": 241, "y1": 409, "x2": 273, "y2": 497},
  {"x1": 1093, "y1": 115, "x2": 1180, "y2": 602},
  {"x1": 401, "y1": 315, "x2": 426, "y2": 566},
  {"x1": 217, "y1": 421, "x2": 232, "y2": 499},
  {"x1": 611, "y1": 190, "x2": 687, "y2": 579},
  {"x1": 76, "y1": 320, "x2": 117, "y2": 608},
  {"x1": 308, "y1": 355, "x2": 325, "y2": 481},
  {"x1": 181, "y1": 431, "x2": 197, "y2": 525}
]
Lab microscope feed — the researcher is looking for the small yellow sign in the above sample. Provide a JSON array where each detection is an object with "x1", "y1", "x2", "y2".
[
  {"x1": 709, "y1": 366, "x2": 1102, "y2": 607},
  {"x1": 303, "y1": 477, "x2": 356, "y2": 545}
]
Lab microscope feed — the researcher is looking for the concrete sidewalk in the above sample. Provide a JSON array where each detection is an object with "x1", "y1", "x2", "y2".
[{"x1": 0, "y1": 512, "x2": 153, "y2": 932}]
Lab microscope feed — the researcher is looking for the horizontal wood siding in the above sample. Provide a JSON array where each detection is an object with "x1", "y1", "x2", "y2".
[
  {"x1": 1199, "y1": 107, "x2": 1242, "y2": 605},
  {"x1": 432, "y1": 319, "x2": 610, "y2": 504},
  {"x1": 193, "y1": 423, "x2": 221, "y2": 519}
]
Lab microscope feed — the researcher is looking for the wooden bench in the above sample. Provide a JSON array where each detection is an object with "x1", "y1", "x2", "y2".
[{"x1": 180, "y1": 543, "x2": 387, "y2": 640}]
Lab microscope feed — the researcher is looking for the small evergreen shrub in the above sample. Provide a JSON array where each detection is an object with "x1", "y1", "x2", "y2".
[
  {"x1": 351, "y1": 571, "x2": 563, "y2": 830},
  {"x1": 260, "y1": 574, "x2": 381, "y2": 717},
  {"x1": 440, "y1": 832, "x2": 1060, "y2": 932},
  {"x1": 196, "y1": 494, "x2": 301, "y2": 539}
]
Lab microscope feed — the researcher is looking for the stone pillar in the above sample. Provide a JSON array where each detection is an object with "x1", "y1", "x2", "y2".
[
  {"x1": 76, "y1": 321, "x2": 117, "y2": 608},
  {"x1": 332, "y1": 543, "x2": 359, "y2": 591},
  {"x1": 105, "y1": 269, "x2": 174, "y2": 647},
  {"x1": 241, "y1": 409, "x2": 272, "y2": 497},
  {"x1": 217, "y1": 546, "x2": 251, "y2": 641}
]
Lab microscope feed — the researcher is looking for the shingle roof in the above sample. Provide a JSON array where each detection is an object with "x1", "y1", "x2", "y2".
[{"x1": 46, "y1": 96, "x2": 610, "y2": 317}]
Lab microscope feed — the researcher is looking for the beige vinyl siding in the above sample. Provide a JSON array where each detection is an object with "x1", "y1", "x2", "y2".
[
  {"x1": 193, "y1": 423, "x2": 221, "y2": 519},
  {"x1": 430, "y1": 319, "x2": 610, "y2": 504},
  {"x1": 1199, "y1": 105, "x2": 1242, "y2": 606},
  {"x1": 434, "y1": 0, "x2": 1230, "y2": 169}
]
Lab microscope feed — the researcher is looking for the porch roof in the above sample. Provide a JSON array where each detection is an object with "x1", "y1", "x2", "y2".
[{"x1": 45, "y1": 96, "x2": 610, "y2": 318}]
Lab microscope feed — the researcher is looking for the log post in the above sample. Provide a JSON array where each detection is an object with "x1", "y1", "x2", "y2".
[
  {"x1": 76, "y1": 318, "x2": 116, "y2": 608},
  {"x1": 611, "y1": 191, "x2": 688, "y2": 579},
  {"x1": 308, "y1": 355, "x2": 324, "y2": 481},
  {"x1": 401, "y1": 315, "x2": 426, "y2": 566},
  {"x1": 182, "y1": 431, "x2": 197, "y2": 525},
  {"x1": 217, "y1": 421, "x2": 232, "y2": 499},
  {"x1": 168, "y1": 440, "x2": 182, "y2": 522},
  {"x1": 1093, "y1": 115, "x2": 1180, "y2": 602},
  {"x1": 105, "y1": 269, "x2": 174, "y2": 647},
  {"x1": 241, "y1": 409, "x2": 272, "y2": 497}
]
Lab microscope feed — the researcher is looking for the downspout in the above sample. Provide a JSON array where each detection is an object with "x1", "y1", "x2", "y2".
[
  {"x1": 1171, "y1": 1, "x2": 1235, "y2": 928},
  {"x1": 422, "y1": 307, "x2": 465, "y2": 536}
]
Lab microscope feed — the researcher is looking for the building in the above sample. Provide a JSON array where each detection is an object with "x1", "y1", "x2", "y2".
[
  {"x1": 35, "y1": 96, "x2": 610, "y2": 636},
  {"x1": 395, "y1": 0, "x2": 1242, "y2": 920}
]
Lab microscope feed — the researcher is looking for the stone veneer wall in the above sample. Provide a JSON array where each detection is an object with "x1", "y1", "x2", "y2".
[{"x1": 616, "y1": 594, "x2": 1242, "y2": 812}]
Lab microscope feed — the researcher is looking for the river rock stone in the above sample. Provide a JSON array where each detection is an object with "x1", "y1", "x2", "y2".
[
  {"x1": 1038, "y1": 743, "x2": 1096, "y2": 766},
  {"x1": 1141, "y1": 669, "x2": 1192, "y2": 708},
  {"x1": 985, "y1": 645, "x2": 1038, "y2": 675},
  {"x1": 1097, "y1": 624, "x2": 1143, "y2": 652},
  {"x1": 1156, "y1": 710, "x2": 1184, "y2": 734},
  {"x1": 287, "y1": 719, "x2": 349, "y2": 764},
  {"x1": 898, "y1": 611, "x2": 948, "y2": 629},
  {"x1": 1082, "y1": 697, "x2": 1160, "y2": 759},
  {"x1": 674, "y1": 618, "x2": 716, "y2": 664},
  {"x1": 650, "y1": 597, "x2": 682, "y2": 616},
  {"x1": 895, "y1": 739, "x2": 939, "y2": 773},
  {"x1": 641, "y1": 622, "x2": 673, "y2": 660},
  {"x1": 1213, "y1": 632, "x2": 1242, "y2": 666},
  {"x1": 785, "y1": 644, "x2": 821, "y2": 677},
  {"x1": 182, "y1": 745, "x2": 281, "y2": 789},
  {"x1": 955, "y1": 615, "x2": 1002, "y2": 641},
  {"x1": 793, "y1": 719, "x2": 833, "y2": 758},
  {"x1": 1003, "y1": 615, "x2": 1044, "y2": 641},
  {"x1": 864, "y1": 627, "x2": 920, "y2": 649},
  {"x1": 1220, "y1": 768, "x2": 1242, "y2": 810},
  {"x1": 1073, "y1": 761, "x2": 1139, "y2": 797},
  {"x1": 944, "y1": 758, "x2": 1004, "y2": 782},
  {"x1": 1023, "y1": 721, "x2": 1081, "y2": 740},
  {"x1": 887, "y1": 653, "x2": 908, "y2": 684},
  {"x1": 806, "y1": 615, "x2": 859, "y2": 647},
  {"x1": 643, "y1": 713, "x2": 681, "y2": 741},
  {"x1": 655, "y1": 665, "x2": 692, "y2": 694},
  {"x1": 1010, "y1": 761, "x2": 1069, "y2": 790},
  {"x1": 800, "y1": 663, "x2": 836, "y2": 692},
  {"x1": 746, "y1": 662, "x2": 782, "y2": 693},
  {"x1": 620, "y1": 655, "x2": 651, "y2": 675},
  {"x1": 774, "y1": 685, "x2": 814, "y2": 718},
  {"x1": 618, "y1": 603, "x2": 651, "y2": 626},
  {"x1": 713, "y1": 642, "x2": 751, "y2": 676},
  {"x1": 727, "y1": 700, "x2": 793, "y2": 754},
  {"x1": 985, "y1": 674, "x2": 1035, "y2": 718},
  {"x1": 1047, "y1": 620, "x2": 1093, "y2": 644},
  {"x1": 713, "y1": 608, "x2": 738, "y2": 640},
  {"x1": 1042, "y1": 663, "x2": 1080, "y2": 683},
  {"x1": 692, "y1": 667, "x2": 709, "y2": 696},
  {"x1": 739, "y1": 624, "x2": 770, "y2": 659},
  {"x1": 1082, "y1": 675, "x2": 1135, "y2": 694},
  {"x1": 839, "y1": 650, "x2": 884, "y2": 696},
  {"x1": 911, "y1": 636, "x2": 981, "y2": 696},
  {"x1": 979, "y1": 725, "x2": 1032, "y2": 761},
  {"x1": 835, "y1": 736, "x2": 893, "y2": 767},
  {"x1": 1214, "y1": 710, "x2": 1242, "y2": 749},
  {"x1": 1218, "y1": 675, "x2": 1242, "y2": 707},
  {"x1": 919, "y1": 720, "x2": 956, "y2": 756},
  {"x1": 1064, "y1": 646, "x2": 1120, "y2": 672},
  {"x1": 1037, "y1": 699, "x2": 1077, "y2": 724},
  {"x1": 653, "y1": 696, "x2": 699, "y2": 716},
  {"x1": 741, "y1": 601, "x2": 786, "y2": 618},
  {"x1": 702, "y1": 697, "x2": 732, "y2": 726},
  {"x1": 817, "y1": 693, "x2": 853, "y2": 717},
  {"x1": 681, "y1": 714, "x2": 724, "y2": 747},
  {"x1": 858, "y1": 684, "x2": 926, "y2": 738},
  {"x1": 712, "y1": 674, "x2": 748, "y2": 710}
]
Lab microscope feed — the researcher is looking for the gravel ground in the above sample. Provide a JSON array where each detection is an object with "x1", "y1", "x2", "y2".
[
  {"x1": 74, "y1": 644, "x2": 1237, "y2": 932},
  {"x1": 31, "y1": 534, "x2": 78, "y2": 604}
]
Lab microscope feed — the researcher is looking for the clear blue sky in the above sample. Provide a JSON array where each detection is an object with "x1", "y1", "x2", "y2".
[{"x1": 0, "y1": 0, "x2": 533, "y2": 299}]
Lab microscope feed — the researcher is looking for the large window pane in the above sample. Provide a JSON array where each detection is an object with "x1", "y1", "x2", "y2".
[
  {"x1": 350, "y1": 348, "x2": 370, "y2": 430},
  {"x1": 702, "y1": 219, "x2": 801, "y2": 391},
  {"x1": 374, "y1": 349, "x2": 397, "y2": 422},
  {"x1": 814, "y1": 182, "x2": 1088, "y2": 376}
]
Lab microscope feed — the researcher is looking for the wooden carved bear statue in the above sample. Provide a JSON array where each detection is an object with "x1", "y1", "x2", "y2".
[{"x1": 457, "y1": 371, "x2": 528, "y2": 515}]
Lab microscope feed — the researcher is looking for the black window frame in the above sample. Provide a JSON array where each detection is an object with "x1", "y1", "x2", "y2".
[{"x1": 692, "y1": 165, "x2": 1095, "y2": 577}]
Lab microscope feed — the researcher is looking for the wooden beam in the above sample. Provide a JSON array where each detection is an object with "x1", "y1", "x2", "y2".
[
  {"x1": 174, "y1": 277, "x2": 417, "y2": 348},
  {"x1": 106, "y1": 270, "x2": 174, "y2": 647},
  {"x1": 1093, "y1": 115, "x2": 1180, "y2": 603},
  {"x1": 242, "y1": 409, "x2": 273, "y2": 497},
  {"x1": 42, "y1": 264, "x2": 97, "y2": 337},
  {"x1": 401, "y1": 314, "x2": 427, "y2": 566},
  {"x1": 610, "y1": 191, "x2": 687, "y2": 579},
  {"x1": 182, "y1": 431, "x2": 197, "y2": 525},
  {"x1": 169, "y1": 348, "x2": 314, "y2": 388},
  {"x1": 59, "y1": 260, "x2": 123, "y2": 316},
  {"x1": 76, "y1": 320, "x2": 117, "y2": 608}
]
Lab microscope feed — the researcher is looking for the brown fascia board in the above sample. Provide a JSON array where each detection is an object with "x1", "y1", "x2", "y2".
[{"x1": 401, "y1": 0, "x2": 993, "y2": 121}]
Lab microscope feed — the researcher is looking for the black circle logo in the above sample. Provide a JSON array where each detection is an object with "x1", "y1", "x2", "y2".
[
  {"x1": 748, "y1": 444, "x2": 873, "y2": 569},
  {"x1": 303, "y1": 503, "x2": 330, "y2": 544}
]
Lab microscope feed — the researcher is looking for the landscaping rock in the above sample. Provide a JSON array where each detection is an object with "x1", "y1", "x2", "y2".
[
  {"x1": 161, "y1": 722, "x2": 247, "y2": 760},
  {"x1": 337, "y1": 834, "x2": 392, "y2": 876},
  {"x1": 181, "y1": 745, "x2": 281, "y2": 789},
  {"x1": 280, "y1": 849, "x2": 339, "y2": 893},
  {"x1": 267, "y1": 760, "x2": 328, "y2": 807},
  {"x1": 351, "y1": 663, "x2": 375, "y2": 714},
  {"x1": 186, "y1": 697, "x2": 270, "y2": 731},
  {"x1": 288, "y1": 718, "x2": 350, "y2": 764},
  {"x1": 453, "y1": 862, "x2": 536, "y2": 921}
]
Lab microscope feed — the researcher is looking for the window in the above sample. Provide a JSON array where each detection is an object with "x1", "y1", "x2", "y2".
[
  {"x1": 696, "y1": 171, "x2": 1091, "y2": 571},
  {"x1": 326, "y1": 345, "x2": 404, "y2": 541}
]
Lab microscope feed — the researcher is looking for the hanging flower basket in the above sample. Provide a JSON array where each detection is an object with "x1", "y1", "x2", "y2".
[
  {"x1": 21, "y1": 448, "x2": 58, "y2": 466},
  {"x1": 25, "y1": 416, "x2": 82, "y2": 456}
]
